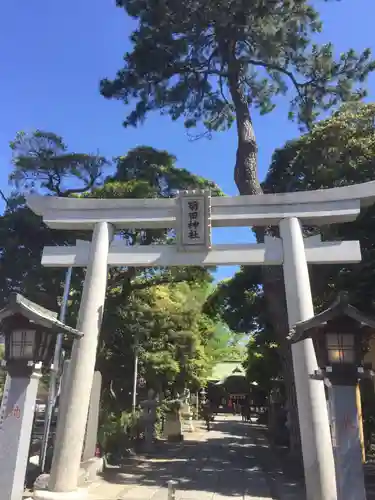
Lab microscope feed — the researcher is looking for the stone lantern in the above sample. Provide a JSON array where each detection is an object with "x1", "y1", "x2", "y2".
[
  {"x1": 0, "y1": 293, "x2": 81, "y2": 500},
  {"x1": 289, "y1": 292, "x2": 375, "y2": 500}
]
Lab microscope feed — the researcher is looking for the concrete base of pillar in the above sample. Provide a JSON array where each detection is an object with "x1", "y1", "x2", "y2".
[
  {"x1": 34, "y1": 488, "x2": 88, "y2": 500},
  {"x1": 33, "y1": 457, "x2": 103, "y2": 492}
]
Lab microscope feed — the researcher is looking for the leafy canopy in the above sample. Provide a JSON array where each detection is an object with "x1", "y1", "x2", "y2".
[
  {"x1": 204, "y1": 268, "x2": 279, "y2": 387},
  {"x1": 205, "y1": 323, "x2": 247, "y2": 362},
  {"x1": 3, "y1": 131, "x2": 226, "y2": 411},
  {"x1": 100, "y1": 280, "x2": 216, "y2": 410},
  {"x1": 10, "y1": 130, "x2": 109, "y2": 196},
  {"x1": 101, "y1": 0, "x2": 375, "y2": 132},
  {"x1": 207, "y1": 102, "x2": 375, "y2": 387},
  {"x1": 264, "y1": 101, "x2": 375, "y2": 312},
  {"x1": 265, "y1": 102, "x2": 375, "y2": 193}
]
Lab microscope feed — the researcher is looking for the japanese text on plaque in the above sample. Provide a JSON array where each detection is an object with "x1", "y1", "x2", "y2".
[{"x1": 187, "y1": 200, "x2": 200, "y2": 241}]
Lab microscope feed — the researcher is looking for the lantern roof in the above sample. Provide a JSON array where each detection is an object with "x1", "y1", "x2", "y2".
[
  {"x1": 289, "y1": 292, "x2": 375, "y2": 344},
  {"x1": 0, "y1": 293, "x2": 82, "y2": 338}
]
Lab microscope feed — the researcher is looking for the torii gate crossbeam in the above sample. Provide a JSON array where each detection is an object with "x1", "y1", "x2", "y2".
[{"x1": 41, "y1": 237, "x2": 361, "y2": 267}]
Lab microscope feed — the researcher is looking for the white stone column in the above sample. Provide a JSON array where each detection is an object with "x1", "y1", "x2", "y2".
[
  {"x1": 279, "y1": 217, "x2": 337, "y2": 500},
  {"x1": 328, "y1": 384, "x2": 366, "y2": 500},
  {"x1": 0, "y1": 368, "x2": 42, "y2": 499},
  {"x1": 39, "y1": 222, "x2": 113, "y2": 497},
  {"x1": 82, "y1": 371, "x2": 102, "y2": 461}
]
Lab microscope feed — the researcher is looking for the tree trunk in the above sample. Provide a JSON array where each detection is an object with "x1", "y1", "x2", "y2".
[
  {"x1": 261, "y1": 266, "x2": 301, "y2": 455},
  {"x1": 228, "y1": 72, "x2": 302, "y2": 456}
]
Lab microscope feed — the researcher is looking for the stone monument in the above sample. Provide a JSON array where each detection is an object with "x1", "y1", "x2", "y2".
[
  {"x1": 163, "y1": 397, "x2": 183, "y2": 441},
  {"x1": 140, "y1": 389, "x2": 158, "y2": 452},
  {"x1": 180, "y1": 389, "x2": 194, "y2": 432}
]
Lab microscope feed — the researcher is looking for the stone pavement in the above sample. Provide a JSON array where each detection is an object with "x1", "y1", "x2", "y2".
[{"x1": 88, "y1": 415, "x2": 303, "y2": 500}]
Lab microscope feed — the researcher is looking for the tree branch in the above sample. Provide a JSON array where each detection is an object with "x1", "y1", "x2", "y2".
[
  {"x1": 60, "y1": 173, "x2": 102, "y2": 197},
  {"x1": 242, "y1": 51, "x2": 306, "y2": 101},
  {"x1": 107, "y1": 267, "x2": 138, "y2": 294},
  {"x1": 0, "y1": 190, "x2": 9, "y2": 207}
]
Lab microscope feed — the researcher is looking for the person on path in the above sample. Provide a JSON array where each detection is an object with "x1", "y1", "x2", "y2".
[
  {"x1": 241, "y1": 404, "x2": 247, "y2": 422},
  {"x1": 202, "y1": 400, "x2": 213, "y2": 431}
]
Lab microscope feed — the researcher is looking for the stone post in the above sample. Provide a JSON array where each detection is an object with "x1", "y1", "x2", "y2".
[
  {"x1": 180, "y1": 389, "x2": 194, "y2": 432},
  {"x1": 279, "y1": 217, "x2": 337, "y2": 500},
  {"x1": 35, "y1": 222, "x2": 112, "y2": 499},
  {"x1": 0, "y1": 367, "x2": 41, "y2": 500},
  {"x1": 132, "y1": 335, "x2": 139, "y2": 413},
  {"x1": 328, "y1": 384, "x2": 366, "y2": 500}
]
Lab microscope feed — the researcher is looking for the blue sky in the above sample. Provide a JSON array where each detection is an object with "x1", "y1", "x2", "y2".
[{"x1": 1, "y1": 0, "x2": 375, "y2": 282}]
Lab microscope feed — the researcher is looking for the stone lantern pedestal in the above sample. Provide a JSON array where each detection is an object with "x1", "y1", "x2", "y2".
[
  {"x1": 163, "y1": 399, "x2": 183, "y2": 442},
  {"x1": 180, "y1": 390, "x2": 194, "y2": 432},
  {"x1": 290, "y1": 293, "x2": 375, "y2": 500},
  {"x1": 0, "y1": 293, "x2": 81, "y2": 500}
]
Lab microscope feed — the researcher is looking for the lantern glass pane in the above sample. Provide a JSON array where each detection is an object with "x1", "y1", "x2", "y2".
[
  {"x1": 326, "y1": 332, "x2": 355, "y2": 364},
  {"x1": 38, "y1": 331, "x2": 53, "y2": 362},
  {"x1": 10, "y1": 329, "x2": 36, "y2": 360}
]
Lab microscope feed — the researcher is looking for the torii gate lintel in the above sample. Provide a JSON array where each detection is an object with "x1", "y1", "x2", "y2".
[{"x1": 41, "y1": 236, "x2": 361, "y2": 268}]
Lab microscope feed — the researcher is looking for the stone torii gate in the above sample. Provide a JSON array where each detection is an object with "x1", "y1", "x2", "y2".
[{"x1": 28, "y1": 182, "x2": 375, "y2": 500}]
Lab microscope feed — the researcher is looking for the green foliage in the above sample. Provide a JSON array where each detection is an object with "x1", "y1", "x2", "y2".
[
  {"x1": 2, "y1": 133, "x2": 225, "y2": 416},
  {"x1": 205, "y1": 269, "x2": 280, "y2": 387},
  {"x1": 204, "y1": 271, "x2": 262, "y2": 333},
  {"x1": 264, "y1": 101, "x2": 375, "y2": 313},
  {"x1": 101, "y1": 0, "x2": 375, "y2": 132},
  {"x1": 206, "y1": 102, "x2": 375, "y2": 388},
  {"x1": 113, "y1": 146, "x2": 220, "y2": 194},
  {"x1": 98, "y1": 409, "x2": 143, "y2": 460},
  {"x1": 205, "y1": 323, "x2": 247, "y2": 362},
  {"x1": 0, "y1": 201, "x2": 74, "y2": 310},
  {"x1": 265, "y1": 102, "x2": 375, "y2": 193},
  {"x1": 246, "y1": 332, "x2": 280, "y2": 390},
  {"x1": 10, "y1": 130, "x2": 109, "y2": 196},
  {"x1": 103, "y1": 281, "x2": 216, "y2": 409}
]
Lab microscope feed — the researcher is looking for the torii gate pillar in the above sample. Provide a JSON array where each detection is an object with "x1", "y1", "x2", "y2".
[
  {"x1": 36, "y1": 222, "x2": 113, "y2": 498},
  {"x1": 280, "y1": 217, "x2": 337, "y2": 500}
]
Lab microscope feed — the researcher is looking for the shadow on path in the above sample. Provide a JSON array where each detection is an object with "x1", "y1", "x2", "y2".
[{"x1": 102, "y1": 416, "x2": 303, "y2": 499}]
